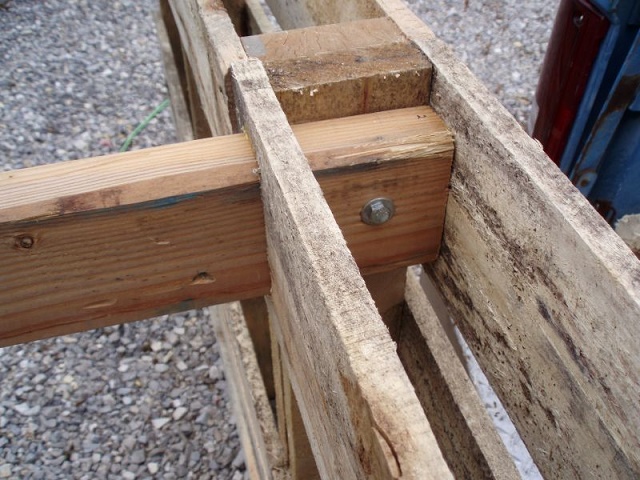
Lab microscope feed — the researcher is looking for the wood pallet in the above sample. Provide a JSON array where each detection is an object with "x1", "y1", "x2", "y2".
[{"x1": 1, "y1": 0, "x2": 639, "y2": 478}]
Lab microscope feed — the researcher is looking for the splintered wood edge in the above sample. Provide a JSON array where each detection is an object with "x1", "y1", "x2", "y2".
[{"x1": 231, "y1": 57, "x2": 453, "y2": 479}]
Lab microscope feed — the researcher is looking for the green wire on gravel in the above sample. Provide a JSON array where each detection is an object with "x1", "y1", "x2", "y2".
[{"x1": 119, "y1": 99, "x2": 170, "y2": 152}]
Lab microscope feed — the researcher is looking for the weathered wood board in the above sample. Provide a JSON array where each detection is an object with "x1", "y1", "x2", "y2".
[
  {"x1": 242, "y1": 17, "x2": 431, "y2": 124},
  {"x1": 262, "y1": 0, "x2": 640, "y2": 478},
  {"x1": 232, "y1": 57, "x2": 453, "y2": 479}
]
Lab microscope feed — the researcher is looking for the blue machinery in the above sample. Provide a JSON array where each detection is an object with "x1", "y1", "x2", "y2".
[{"x1": 557, "y1": 0, "x2": 640, "y2": 224}]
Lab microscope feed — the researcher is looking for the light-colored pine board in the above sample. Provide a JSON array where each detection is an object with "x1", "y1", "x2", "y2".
[
  {"x1": 263, "y1": 1, "x2": 640, "y2": 476},
  {"x1": 399, "y1": 269, "x2": 521, "y2": 480},
  {"x1": 0, "y1": 106, "x2": 452, "y2": 346},
  {"x1": 231, "y1": 57, "x2": 453, "y2": 480},
  {"x1": 155, "y1": 3, "x2": 193, "y2": 142},
  {"x1": 167, "y1": 0, "x2": 247, "y2": 136},
  {"x1": 241, "y1": 17, "x2": 431, "y2": 124},
  {"x1": 211, "y1": 302, "x2": 287, "y2": 479}
]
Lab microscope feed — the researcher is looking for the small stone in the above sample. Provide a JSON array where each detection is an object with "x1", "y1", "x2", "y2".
[
  {"x1": 172, "y1": 407, "x2": 188, "y2": 421},
  {"x1": 0, "y1": 464, "x2": 11, "y2": 478},
  {"x1": 176, "y1": 361, "x2": 188, "y2": 372},
  {"x1": 150, "y1": 341, "x2": 163, "y2": 352},
  {"x1": 13, "y1": 402, "x2": 41, "y2": 416},
  {"x1": 130, "y1": 449, "x2": 145, "y2": 465},
  {"x1": 154, "y1": 364, "x2": 169, "y2": 373},
  {"x1": 147, "y1": 462, "x2": 159, "y2": 474},
  {"x1": 232, "y1": 449, "x2": 245, "y2": 469},
  {"x1": 208, "y1": 365, "x2": 221, "y2": 381},
  {"x1": 122, "y1": 436, "x2": 136, "y2": 450},
  {"x1": 152, "y1": 417, "x2": 170, "y2": 430},
  {"x1": 122, "y1": 471, "x2": 135, "y2": 480}
]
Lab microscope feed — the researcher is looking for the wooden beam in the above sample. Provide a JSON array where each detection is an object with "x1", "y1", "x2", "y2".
[
  {"x1": 211, "y1": 302, "x2": 287, "y2": 479},
  {"x1": 156, "y1": 1, "x2": 193, "y2": 142},
  {"x1": 263, "y1": 0, "x2": 640, "y2": 476},
  {"x1": 167, "y1": 0, "x2": 247, "y2": 135},
  {"x1": 0, "y1": 106, "x2": 452, "y2": 347},
  {"x1": 231, "y1": 57, "x2": 453, "y2": 479},
  {"x1": 241, "y1": 17, "x2": 431, "y2": 124},
  {"x1": 399, "y1": 269, "x2": 520, "y2": 480}
]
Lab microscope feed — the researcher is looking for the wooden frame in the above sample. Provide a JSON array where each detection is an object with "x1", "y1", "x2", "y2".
[{"x1": 1, "y1": 0, "x2": 638, "y2": 478}]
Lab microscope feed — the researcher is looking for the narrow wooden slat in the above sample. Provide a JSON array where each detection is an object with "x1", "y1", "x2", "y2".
[
  {"x1": 241, "y1": 17, "x2": 431, "y2": 124},
  {"x1": 211, "y1": 302, "x2": 287, "y2": 479},
  {"x1": 231, "y1": 57, "x2": 453, "y2": 479},
  {"x1": 156, "y1": 2, "x2": 193, "y2": 142},
  {"x1": 168, "y1": 0, "x2": 247, "y2": 135},
  {"x1": 0, "y1": 106, "x2": 452, "y2": 346},
  {"x1": 240, "y1": 297, "x2": 275, "y2": 400},
  {"x1": 222, "y1": 0, "x2": 278, "y2": 36},
  {"x1": 399, "y1": 269, "x2": 521, "y2": 480}
]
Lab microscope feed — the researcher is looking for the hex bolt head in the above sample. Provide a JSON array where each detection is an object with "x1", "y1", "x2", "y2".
[{"x1": 361, "y1": 198, "x2": 395, "y2": 226}]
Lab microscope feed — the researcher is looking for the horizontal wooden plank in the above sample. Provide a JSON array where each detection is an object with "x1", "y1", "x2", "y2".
[
  {"x1": 241, "y1": 17, "x2": 431, "y2": 124},
  {"x1": 0, "y1": 106, "x2": 452, "y2": 346},
  {"x1": 232, "y1": 57, "x2": 453, "y2": 479}
]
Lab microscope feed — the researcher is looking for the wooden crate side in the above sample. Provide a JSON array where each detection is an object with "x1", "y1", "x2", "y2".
[
  {"x1": 382, "y1": 2, "x2": 640, "y2": 478},
  {"x1": 167, "y1": 0, "x2": 247, "y2": 136},
  {"x1": 156, "y1": 2, "x2": 193, "y2": 142},
  {"x1": 266, "y1": 1, "x2": 640, "y2": 476},
  {"x1": 231, "y1": 57, "x2": 453, "y2": 479}
]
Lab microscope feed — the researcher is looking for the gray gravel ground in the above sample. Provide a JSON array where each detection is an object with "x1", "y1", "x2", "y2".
[{"x1": 0, "y1": 0, "x2": 557, "y2": 478}]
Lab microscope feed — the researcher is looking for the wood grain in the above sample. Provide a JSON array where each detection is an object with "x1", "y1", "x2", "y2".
[
  {"x1": 0, "y1": 106, "x2": 452, "y2": 346},
  {"x1": 211, "y1": 302, "x2": 287, "y2": 479},
  {"x1": 168, "y1": 0, "x2": 247, "y2": 136},
  {"x1": 156, "y1": 1, "x2": 193, "y2": 142},
  {"x1": 399, "y1": 269, "x2": 520, "y2": 480},
  {"x1": 231, "y1": 57, "x2": 453, "y2": 480},
  {"x1": 241, "y1": 17, "x2": 431, "y2": 124},
  {"x1": 264, "y1": 0, "x2": 384, "y2": 29},
  {"x1": 262, "y1": 0, "x2": 640, "y2": 476}
]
